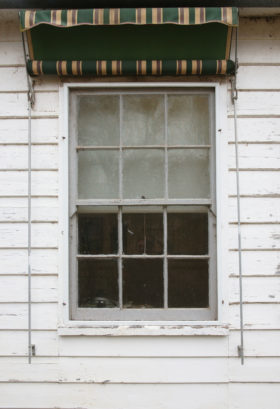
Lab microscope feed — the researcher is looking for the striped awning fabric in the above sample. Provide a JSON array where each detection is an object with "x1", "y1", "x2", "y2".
[
  {"x1": 20, "y1": 7, "x2": 238, "y2": 30},
  {"x1": 27, "y1": 59, "x2": 235, "y2": 76}
]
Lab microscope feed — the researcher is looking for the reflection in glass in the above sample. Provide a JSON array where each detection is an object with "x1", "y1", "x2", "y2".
[
  {"x1": 123, "y1": 259, "x2": 163, "y2": 308},
  {"x1": 78, "y1": 259, "x2": 118, "y2": 308},
  {"x1": 168, "y1": 260, "x2": 208, "y2": 308},
  {"x1": 123, "y1": 149, "x2": 164, "y2": 199},
  {"x1": 122, "y1": 95, "x2": 165, "y2": 145},
  {"x1": 168, "y1": 95, "x2": 210, "y2": 145},
  {"x1": 78, "y1": 214, "x2": 118, "y2": 254},
  {"x1": 78, "y1": 95, "x2": 120, "y2": 146},
  {"x1": 168, "y1": 149, "x2": 210, "y2": 198},
  {"x1": 78, "y1": 150, "x2": 119, "y2": 199},
  {"x1": 168, "y1": 213, "x2": 208, "y2": 255},
  {"x1": 123, "y1": 213, "x2": 163, "y2": 255}
]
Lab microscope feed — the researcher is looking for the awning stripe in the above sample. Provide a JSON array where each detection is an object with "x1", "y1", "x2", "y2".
[
  {"x1": 26, "y1": 59, "x2": 235, "y2": 76},
  {"x1": 20, "y1": 7, "x2": 238, "y2": 30}
]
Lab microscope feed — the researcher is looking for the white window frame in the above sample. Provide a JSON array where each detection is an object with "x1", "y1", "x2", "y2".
[{"x1": 58, "y1": 82, "x2": 229, "y2": 335}]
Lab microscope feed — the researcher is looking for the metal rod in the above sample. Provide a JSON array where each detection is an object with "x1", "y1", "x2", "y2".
[
  {"x1": 21, "y1": 30, "x2": 35, "y2": 364},
  {"x1": 232, "y1": 27, "x2": 244, "y2": 365}
]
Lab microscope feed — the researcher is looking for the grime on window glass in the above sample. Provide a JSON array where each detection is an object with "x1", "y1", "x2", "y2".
[{"x1": 70, "y1": 88, "x2": 217, "y2": 321}]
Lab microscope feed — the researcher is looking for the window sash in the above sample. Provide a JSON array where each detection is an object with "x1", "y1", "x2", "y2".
[{"x1": 69, "y1": 87, "x2": 217, "y2": 321}]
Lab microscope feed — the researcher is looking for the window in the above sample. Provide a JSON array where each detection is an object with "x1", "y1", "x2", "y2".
[{"x1": 69, "y1": 85, "x2": 217, "y2": 321}]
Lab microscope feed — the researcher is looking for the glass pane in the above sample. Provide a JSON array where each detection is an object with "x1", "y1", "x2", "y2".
[
  {"x1": 123, "y1": 259, "x2": 163, "y2": 308},
  {"x1": 167, "y1": 95, "x2": 210, "y2": 145},
  {"x1": 123, "y1": 213, "x2": 163, "y2": 255},
  {"x1": 168, "y1": 213, "x2": 208, "y2": 255},
  {"x1": 122, "y1": 95, "x2": 165, "y2": 145},
  {"x1": 168, "y1": 260, "x2": 208, "y2": 308},
  {"x1": 78, "y1": 259, "x2": 118, "y2": 308},
  {"x1": 78, "y1": 150, "x2": 119, "y2": 199},
  {"x1": 168, "y1": 149, "x2": 210, "y2": 198},
  {"x1": 78, "y1": 214, "x2": 118, "y2": 254},
  {"x1": 77, "y1": 95, "x2": 120, "y2": 146},
  {"x1": 123, "y1": 149, "x2": 164, "y2": 199}
]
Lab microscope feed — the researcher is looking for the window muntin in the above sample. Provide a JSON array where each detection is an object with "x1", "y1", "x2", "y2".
[{"x1": 70, "y1": 88, "x2": 217, "y2": 321}]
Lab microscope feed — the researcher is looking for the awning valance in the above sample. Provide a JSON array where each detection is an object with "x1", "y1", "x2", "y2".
[
  {"x1": 20, "y1": 8, "x2": 238, "y2": 29},
  {"x1": 20, "y1": 7, "x2": 238, "y2": 77}
]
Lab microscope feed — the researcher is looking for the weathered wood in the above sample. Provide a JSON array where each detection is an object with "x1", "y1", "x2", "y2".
[
  {"x1": 0, "y1": 10, "x2": 21, "y2": 42},
  {"x1": 227, "y1": 117, "x2": 280, "y2": 142},
  {"x1": 0, "y1": 92, "x2": 59, "y2": 117},
  {"x1": 239, "y1": 17, "x2": 280, "y2": 40},
  {"x1": 0, "y1": 197, "x2": 58, "y2": 222},
  {"x1": 228, "y1": 197, "x2": 280, "y2": 223},
  {"x1": 229, "y1": 331, "x2": 280, "y2": 357},
  {"x1": 237, "y1": 66, "x2": 280, "y2": 90},
  {"x1": 0, "y1": 118, "x2": 58, "y2": 143},
  {"x1": 238, "y1": 39, "x2": 280, "y2": 64},
  {"x1": 227, "y1": 91, "x2": 280, "y2": 116},
  {"x1": 228, "y1": 171, "x2": 280, "y2": 195},
  {"x1": 0, "y1": 330, "x2": 58, "y2": 356},
  {"x1": 229, "y1": 304, "x2": 280, "y2": 329},
  {"x1": 0, "y1": 249, "x2": 58, "y2": 275},
  {"x1": 0, "y1": 223, "x2": 58, "y2": 248},
  {"x1": 0, "y1": 275, "x2": 58, "y2": 302},
  {"x1": 0, "y1": 303, "x2": 58, "y2": 330},
  {"x1": 0, "y1": 357, "x2": 229, "y2": 383},
  {"x1": 229, "y1": 384, "x2": 280, "y2": 409},
  {"x1": 229, "y1": 276, "x2": 280, "y2": 302},
  {"x1": 228, "y1": 143, "x2": 280, "y2": 169},
  {"x1": 0, "y1": 145, "x2": 58, "y2": 170},
  {"x1": 228, "y1": 224, "x2": 280, "y2": 250},
  {"x1": 228, "y1": 249, "x2": 280, "y2": 276},
  {"x1": 0, "y1": 383, "x2": 228, "y2": 408},
  {"x1": 0, "y1": 170, "x2": 58, "y2": 196}
]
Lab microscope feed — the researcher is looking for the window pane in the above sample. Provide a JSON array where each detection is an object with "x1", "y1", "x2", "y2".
[
  {"x1": 122, "y1": 95, "x2": 165, "y2": 145},
  {"x1": 77, "y1": 95, "x2": 120, "y2": 146},
  {"x1": 123, "y1": 259, "x2": 163, "y2": 308},
  {"x1": 168, "y1": 213, "x2": 208, "y2": 255},
  {"x1": 168, "y1": 260, "x2": 208, "y2": 308},
  {"x1": 78, "y1": 259, "x2": 118, "y2": 308},
  {"x1": 123, "y1": 213, "x2": 163, "y2": 255},
  {"x1": 167, "y1": 95, "x2": 210, "y2": 145},
  {"x1": 123, "y1": 149, "x2": 164, "y2": 199},
  {"x1": 78, "y1": 150, "x2": 119, "y2": 199},
  {"x1": 78, "y1": 214, "x2": 118, "y2": 254},
  {"x1": 168, "y1": 149, "x2": 210, "y2": 198}
]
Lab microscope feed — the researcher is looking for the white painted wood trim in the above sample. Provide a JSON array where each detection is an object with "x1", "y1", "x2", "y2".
[{"x1": 58, "y1": 81, "x2": 229, "y2": 334}]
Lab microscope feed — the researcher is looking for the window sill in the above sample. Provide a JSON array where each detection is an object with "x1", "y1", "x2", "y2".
[{"x1": 58, "y1": 323, "x2": 229, "y2": 337}]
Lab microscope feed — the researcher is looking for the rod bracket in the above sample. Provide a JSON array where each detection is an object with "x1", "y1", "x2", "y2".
[{"x1": 29, "y1": 344, "x2": 36, "y2": 356}]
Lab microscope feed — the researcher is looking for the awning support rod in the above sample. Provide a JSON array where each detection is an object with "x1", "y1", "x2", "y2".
[
  {"x1": 21, "y1": 29, "x2": 35, "y2": 364},
  {"x1": 231, "y1": 27, "x2": 244, "y2": 365}
]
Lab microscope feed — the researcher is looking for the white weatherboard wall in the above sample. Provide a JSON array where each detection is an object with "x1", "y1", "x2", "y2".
[{"x1": 0, "y1": 9, "x2": 280, "y2": 409}]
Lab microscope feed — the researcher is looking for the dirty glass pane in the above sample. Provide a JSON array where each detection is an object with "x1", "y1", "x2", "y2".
[
  {"x1": 167, "y1": 95, "x2": 210, "y2": 145},
  {"x1": 78, "y1": 259, "x2": 118, "y2": 308},
  {"x1": 78, "y1": 150, "x2": 119, "y2": 199},
  {"x1": 123, "y1": 213, "x2": 163, "y2": 255},
  {"x1": 122, "y1": 95, "x2": 165, "y2": 145},
  {"x1": 168, "y1": 149, "x2": 210, "y2": 198},
  {"x1": 123, "y1": 149, "x2": 164, "y2": 199},
  {"x1": 168, "y1": 260, "x2": 208, "y2": 308},
  {"x1": 168, "y1": 213, "x2": 208, "y2": 255},
  {"x1": 77, "y1": 95, "x2": 120, "y2": 146},
  {"x1": 123, "y1": 259, "x2": 163, "y2": 308},
  {"x1": 78, "y1": 214, "x2": 118, "y2": 254}
]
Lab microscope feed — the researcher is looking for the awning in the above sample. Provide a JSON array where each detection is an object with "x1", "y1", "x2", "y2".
[{"x1": 20, "y1": 7, "x2": 238, "y2": 76}]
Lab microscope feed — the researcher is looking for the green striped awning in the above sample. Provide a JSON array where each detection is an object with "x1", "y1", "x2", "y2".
[
  {"x1": 20, "y1": 8, "x2": 238, "y2": 30},
  {"x1": 27, "y1": 59, "x2": 235, "y2": 76},
  {"x1": 20, "y1": 8, "x2": 238, "y2": 77}
]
